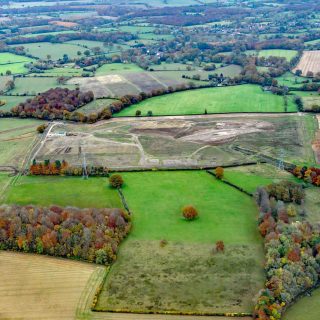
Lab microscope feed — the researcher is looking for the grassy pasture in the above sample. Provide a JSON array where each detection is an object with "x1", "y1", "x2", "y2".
[
  {"x1": 77, "y1": 98, "x2": 117, "y2": 115},
  {"x1": 20, "y1": 42, "x2": 91, "y2": 60},
  {"x1": 4, "y1": 176, "x2": 123, "y2": 208},
  {"x1": 8, "y1": 77, "x2": 75, "y2": 95},
  {"x1": 30, "y1": 65, "x2": 86, "y2": 77},
  {"x1": 96, "y1": 171, "x2": 264, "y2": 314},
  {"x1": 0, "y1": 95, "x2": 29, "y2": 111},
  {"x1": 276, "y1": 72, "x2": 308, "y2": 88},
  {"x1": 0, "y1": 118, "x2": 41, "y2": 168},
  {"x1": 116, "y1": 84, "x2": 296, "y2": 116},
  {"x1": 96, "y1": 63, "x2": 144, "y2": 75},
  {"x1": 246, "y1": 49, "x2": 298, "y2": 61},
  {"x1": 0, "y1": 251, "x2": 103, "y2": 320},
  {"x1": 282, "y1": 287, "x2": 320, "y2": 320},
  {"x1": 292, "y1": 91, "x2": 320, "y2": 110},
  {"x1": 0, "y1": 52, "x2": 35, "y2": 75}
]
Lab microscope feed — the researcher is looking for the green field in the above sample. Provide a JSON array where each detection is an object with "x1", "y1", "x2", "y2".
[
  {"x1": 30, "y1": 65, "x2": 85, "y2": 77},
  {"x1": 77, "y1": 98, "x2": 117, "y2": 114},
  {"x1": 283, "y1": 288, "x2": 320, "y2": 320},
  {"x1": 4, "y1": 176, "x2": 123, "y2": 208},
  {"x1": 96, "y1": 171, "x2": 264, "y2": 314},
  {"x1": 292, "y1": 91, "x2": 320, "y2": 110},
  {"x1": 0, "y1": 53, "x2": 35, "y2": 75},
  {"x1": 19, "y1": 42, "x2": 91, "y2": 60},
  {"x1": 223, "y1": 164, "x2": 298, "y2": 194},
  {"x1": 0, "y1": 118, "x2": 41, "y2": 168},
  {"x1": 96, "y1": 63, "x2": 143, "y2": 75},
  {"x1": 0, "y1": 95, "x2": 29, "y2": 111},
  {"x1": 116, "y1": 84, "x2": 297, "y2": 116},
  {"x1": 7, "y1": 77, "x2": 75, "y2": 95},
  {"x1": 246, "y1": 49, "x2": 298, "y2": 61},
  {"x1": 276, "y1": 72, "x2": 308, "y2": 88}
]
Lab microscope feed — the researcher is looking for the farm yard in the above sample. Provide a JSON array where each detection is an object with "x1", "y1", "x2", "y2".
[
  {"x1": 116, "y1": 85, "x2": 296, "y2": 116},
  {"x1": 95, "y1": 171, "x2": 264, "y2": 314},
  {"x1": 293, "y1": 50, "x2": 320, "y2": 76}
]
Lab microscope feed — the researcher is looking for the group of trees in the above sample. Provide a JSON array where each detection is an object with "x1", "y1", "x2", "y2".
[
  {"x1": 254, "y1": 185, "x2": 320, "y2": 320},
  {"x1": 30, "y1": 160, "x2": 111, "y2": 177},
  {"x1": 10, "y1": 88, "x2": 94, "y2": 119},
  {"x1": 266, "y1": 181, "x2": 305, "y2": 204},
  {"x1": 0, "y1": 204, "x2": 131, "y2": 265},
  {"x1": 291, "y1": 166, "x2": 320, "y2": 186}
]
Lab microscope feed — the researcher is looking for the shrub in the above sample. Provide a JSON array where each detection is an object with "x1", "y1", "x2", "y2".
[
  {"x1": 109, "y1": 174, "x2": 124, "y2": 188},
  {"x1": 182, "y1": 205, "x2": 198, "y2": 220},
  {"x1": 135, "y1": 110, "x2": 141, "y2": 116},
  {"x1": 215, "y1": 167, "x2": 224, "y2": 179},
  {"x1": 216, "y1": 240, "x2": 225, "y2": 252},
  {"x1": 36, "y1": 124, "x2": 47, "y2": 134},
  {"x1": 147, "y1": 110, "x2": 153, "y2": 116}
]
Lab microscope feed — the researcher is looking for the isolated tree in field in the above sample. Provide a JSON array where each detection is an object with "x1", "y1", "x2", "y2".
[
  {"x1": 135, "y1": 110, "x2": 141, "y2": 116},
  {"x1": 215, "y1": 167, "x2": 224, "y2": 179},
  {"x1": 295, "y1": 69, "x2": 302, "y2": 77},
  {"x1": 147, "y1": 110, "x2": 153, "y2": 116},
  {"x1": 216, "y1": 240, "x2": 225, "y2": 252},
  {"x1": 6, "y1": 70, "x2": 11, "y2": 75},
  {"x1": 109, "y1": 174, "x2": 124, "y2": 188},
  {"x1": 84, "y1": 50, "x2": 90, "y2": 57},
  {"x1": 182, "y1": 205, "x2": 198, "y2": 220}
]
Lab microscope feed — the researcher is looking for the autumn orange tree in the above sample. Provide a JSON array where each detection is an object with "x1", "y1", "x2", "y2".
[
  {"x1": 215, "y1": 167, "x2": 224, "y2": 179},
  {"x1": 182, "y1": 205, "x2": 198, "y2": 220},
  {"x1": 109, "y1": 174, "x2": 124, "y2": 188},
  {"x1": 216, "y1": 240, "x2": 225, "y2": 252}
]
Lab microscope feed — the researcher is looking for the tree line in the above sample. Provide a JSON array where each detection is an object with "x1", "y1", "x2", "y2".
[{"x1": 0, "y1": 204, "x2": 131, "y2": 265}]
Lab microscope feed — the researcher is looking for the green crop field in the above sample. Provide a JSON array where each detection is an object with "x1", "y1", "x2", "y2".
[
  {"x1": 7, "y1": 77, "x2": 75, "y2": 95},
  {"x1": 96, "y1": 63, "x2": 144, "y2": 75},
  {"x1": 19, "y1": 42, "x2": 91, "y2": 60},
  {"x1": 116, "y1": 84, "x2": 297, "y2": 116},
  {"x1": 4, "y1": 176, "x2": 123, "y2": 208},
  {"x1": 246, "y1": 49, "x2": 298, "y2": 61},
  {"x1": 30, "y1": 65, "x2": 85, "y2": 77},
  {"x1": 283, "y1": 288, "x2": 320, "y2": 320},
  {"x1": 0, "y1": 53, "x2": 35, "y2": 75},
  {"x1": 96, "y1": 171, "x2": 264, "y2": 314},
  {"x1": 0, "y1": 95, "x2": 30, "y2": 111}
]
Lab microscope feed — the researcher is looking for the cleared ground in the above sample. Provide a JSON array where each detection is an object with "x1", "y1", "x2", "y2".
[
  {"x1": 0, "y1": 251, "x2": 103, "y2": 320},
  {"x1": 96, "y1": 171, "x2": 264, "y2": 314},
  {"x1": 35, "y1": 114, "x2": 316, "y2": 169},
  {"x1": 115, "y1": 84, "x2": 296, "y2": 116},
  {"x1": 293, "y1": 50, "x2": 320, "y2": 76}
]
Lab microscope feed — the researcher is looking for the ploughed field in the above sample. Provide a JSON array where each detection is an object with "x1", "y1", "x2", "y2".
[{"x1": 293, "y1": 50, "x2": 320, "y2": 76}]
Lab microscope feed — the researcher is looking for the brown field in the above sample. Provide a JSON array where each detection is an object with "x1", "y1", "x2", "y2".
[
  {"x1": 0, "y1": 251, "x2": 104, "y2": 320},
  {"x1": 293, "y1": 50, "x2": 320, "y2": 76},
  {"x1": 51, "y1": 21, "x2": 78, "y2": 28},
  {"x1": 312, "y1": 115, "x2": 320, "y2": 163},
  {"x1": 67, "y1": 72, "x2": 188, "y2": 98},
  {"x1": 34, "y1": 114, "x2": 315, "y2": 169}
]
